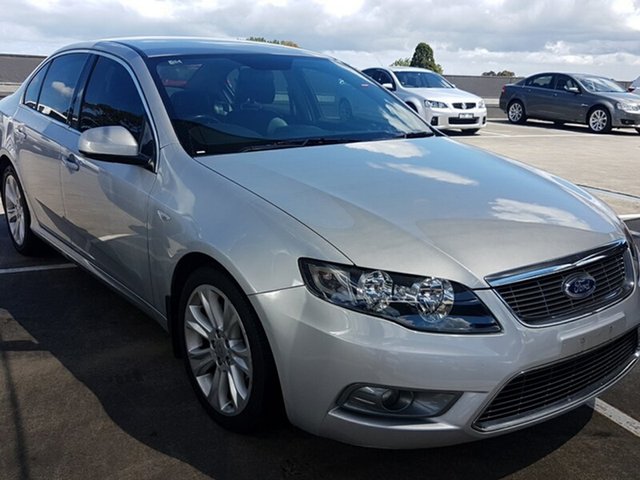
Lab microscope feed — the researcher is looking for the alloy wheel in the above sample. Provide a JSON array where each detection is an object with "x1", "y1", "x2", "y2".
[
  {"x1": 183, "y1": 284, "x2": 253, "y2": 416},
  {"x1": 589, "y1": 109, "x2": 609, "y2": 132},
  {"x1": 4, "y1": 174, "x2": 26, "y2": 247},
  {"x1": 508, "y1": 102, "x2": 523, "y2": 123}
]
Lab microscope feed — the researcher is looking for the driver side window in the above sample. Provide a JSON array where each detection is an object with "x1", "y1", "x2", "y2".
[{"x1": 80, "y1": 57, "x2": 146, "y2": 141}]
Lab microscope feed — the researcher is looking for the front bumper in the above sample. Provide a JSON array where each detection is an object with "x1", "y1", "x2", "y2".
[
  {"x1": 426, "y1": 107, "x2": 487, "y2": 131},
  {"x1": 250, "y1": 285, "x2": 640, "y2": 449},
  {"x1": 612, "y1": 109, "x2": 640, "y2": 128}
]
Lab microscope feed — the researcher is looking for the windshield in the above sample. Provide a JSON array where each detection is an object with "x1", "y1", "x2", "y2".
[
  {"x1": 148, "y1": 54, "x2": 432, "y2": 156},
  {"x1": 575, "y1": 76, "x2": 626, "y2": 93},
  {"x1": 394, "y1": 71, "x2": 453, "y2": 89}
]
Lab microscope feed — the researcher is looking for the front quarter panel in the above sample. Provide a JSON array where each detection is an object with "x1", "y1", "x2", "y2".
[{"x1": 148, "y1": 143, "x2": 350, "y2": 313}]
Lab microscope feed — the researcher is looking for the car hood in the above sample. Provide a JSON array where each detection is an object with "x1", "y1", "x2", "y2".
[
  {"x1": 403, "y1": 87, "x2": 482, "y2": 103},
  {"x1": 196, "y1": 138, "x2": 622, "y2": 288},
  {"x1": 595, "y1": 92, "x2": 640, "y2": 103}
]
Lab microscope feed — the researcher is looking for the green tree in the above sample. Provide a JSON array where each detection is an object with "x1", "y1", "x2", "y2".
[
  {"x1": 391, "y1": 57, "x2": 411, "y2": 67},
  {"x1": 246, "y1": 36, "x2": 299, "y2": 48},
  {"x1": 410, "y1": 42, "x2": 443, "y2": 73},
  {"x1": 482, "y1": 70, "x2": 516, "y2": 77}
]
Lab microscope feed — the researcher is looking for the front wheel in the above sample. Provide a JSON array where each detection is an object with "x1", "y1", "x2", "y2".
[
  {"x1": 2, "y1": 165, "x2": 40, "y2": 255},
  {"x1": 507, "y1": 100, "x2": 526, "y2": 124},
  {"x1": 587, "y1": 107, "x2": 611, "y2": 133},
  {"x1": 178, "y1": 267, "x2": 280, "y2": 432}
]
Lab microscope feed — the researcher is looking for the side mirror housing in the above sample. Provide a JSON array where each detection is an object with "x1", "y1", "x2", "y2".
[
  {"x1": 78, "y1": 126, "x2": 148, "y2": 165},
  {"x1": 381, "y1": 82, "x2": 394, "y2": 91},
  {"x1": 566, "y1": 85, "x2": 580, "y2": 94}
]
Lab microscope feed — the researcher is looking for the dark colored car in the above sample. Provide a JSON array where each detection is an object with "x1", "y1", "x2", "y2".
[{"x1": 499, "y1": 72, "x2": 640, "y2": 134}]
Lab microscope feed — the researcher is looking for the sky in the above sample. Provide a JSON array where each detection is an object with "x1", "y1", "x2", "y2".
[{"x1": 1, "y1": 0, "x2": 640, "y2": 80}]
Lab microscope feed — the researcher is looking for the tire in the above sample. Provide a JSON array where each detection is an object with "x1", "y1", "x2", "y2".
[
  {"x1": 587, "y1": 107, "x2": 611, "y2": 133},
  {"x1": 406, "y1": 102, "x2": 418, "y2": 113},
  {"x1": 178, "y1": 267, "x2": 279, "y2": 432},
  {"x1": 2, "y1": 164, "x2": 40, "y2": 255},
  {"x1": 507, "y1": 100, "x2": 526, "y2": 124}
]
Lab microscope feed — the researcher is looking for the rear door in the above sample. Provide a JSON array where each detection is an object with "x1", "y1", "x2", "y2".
[
  {"x1": 58, "y1": 54, "x2": 157, "y2": 302},
  {"x1": 523, "y1": 74, "x2": 556, "y2": 118},
  {"x1": 12, "y1": 53, "x2": 90, "y2": 242}
]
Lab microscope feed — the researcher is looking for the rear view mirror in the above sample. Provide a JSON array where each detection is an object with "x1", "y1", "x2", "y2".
[{"x1": 78, "y1": 126, "x2": 147, "y2": 165}]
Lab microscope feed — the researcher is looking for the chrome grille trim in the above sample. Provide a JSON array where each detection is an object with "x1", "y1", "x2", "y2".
[
  {"x1": 452, "y1": 102, "x2": 476, "y2": 109},
  {"x1": 473, "y1": 328, "x2": 640, "y2": 432},
  {"x1": 486, "y1": 240, "x2": 633, "y2": 325}
]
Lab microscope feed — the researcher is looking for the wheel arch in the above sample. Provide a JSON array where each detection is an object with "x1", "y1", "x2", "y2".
[
  {"x1": 586, "y1": 103, "x2": 612, "y2": 123},
  {"x1": 168, "y1": 252, "x2": 233, "y2": 357}
]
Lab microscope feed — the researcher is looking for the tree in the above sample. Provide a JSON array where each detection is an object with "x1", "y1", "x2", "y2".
[
  {"x1": 482, "y1": 70, "x2": 516, "y2": 77},
  {"x1": 410, "y1": 42, "x2": 443, "y2": 74},
  {"x1": 246, "y1": 36, "x2": 299, "y2": 48},
  {"x1": 391, "y1": 57, "x2": 411, "y2": 67}
]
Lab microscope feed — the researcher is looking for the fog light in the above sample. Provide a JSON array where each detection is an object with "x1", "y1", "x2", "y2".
[{"x1": 340, "y1": 384, "x2": 460, "y2": 418}]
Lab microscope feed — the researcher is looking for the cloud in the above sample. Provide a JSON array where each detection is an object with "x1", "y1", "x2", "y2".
[{"x1": 2, "y1": 0, "x2": 640, "y2": 79}]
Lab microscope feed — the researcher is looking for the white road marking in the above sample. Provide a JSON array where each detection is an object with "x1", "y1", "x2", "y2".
[
  {"x1": 594, "y1": 398, "x2": 640, "y2": 438},
  {"x1": 471, "y1": 133, "x2": 594, "y2": 139},
  {"x1": 0, "y1": 263, "x2": 76, "y2": 275}
]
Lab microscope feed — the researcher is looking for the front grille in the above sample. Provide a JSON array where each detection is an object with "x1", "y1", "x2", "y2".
[
  {"x1": 474, "y1": 328, "x2": 639, "y2": 431},
  {"x1": 453, "y1": 102, "x2": 476, "y2": 109},
  {"x1": 449, "y1": 117, "x2": 478, "y2": 125},
  {"x1": 492, "y1": 242, "x2": 631, "y2": 325}
]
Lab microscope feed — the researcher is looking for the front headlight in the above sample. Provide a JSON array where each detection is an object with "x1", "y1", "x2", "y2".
[
  {"x1": 616, "y1": 102, "x2": 640, "y2": 112},
  {"x1": 477, "y1": 99, "x2": 486, "y2": 108},
  {"x1": 299, "y1": 259, "x2": 501, "y2": 334},
  {"x1": 425, "y1": 99, "x2": 448, "y2": 109}
]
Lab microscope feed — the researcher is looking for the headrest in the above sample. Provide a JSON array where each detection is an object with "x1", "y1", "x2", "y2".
[{"x1": 235, "y1": 68, "x2": 276, "y2": 105}]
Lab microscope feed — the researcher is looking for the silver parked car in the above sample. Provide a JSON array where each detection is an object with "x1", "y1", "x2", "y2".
[
  {"x1": 1, "y1": 38, "x2": 639, "y2": 449},
  {"x1": 362, "y1": 66, "x2": 487, "y2": 134},
  {"x1": 500, "y1": 72, "x2": 640, "y2": 134}
]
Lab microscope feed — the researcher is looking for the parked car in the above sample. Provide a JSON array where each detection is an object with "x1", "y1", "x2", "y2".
[
  {"x1": 1, "y1": 38, "x2": 639, "y2": 449},
  {"x1": 362, "y1": 66, "x2": 487, "y2": 134},
  {"x1": 629, "y1": 75, "x2": 640, "y2": 94},
  {"x1": 500, "y1": 72, "x2": 640, "y2": 134}
]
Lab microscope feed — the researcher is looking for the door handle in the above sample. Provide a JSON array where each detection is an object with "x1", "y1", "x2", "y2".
[
  {"x1": 63, "y1": 154, "x2": 80, "y2": 172},
  {"x1": 15, "y1": 124, "x2": 27, "y2": 140}
]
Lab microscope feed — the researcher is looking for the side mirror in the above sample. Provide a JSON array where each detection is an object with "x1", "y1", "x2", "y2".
[
  {"x1": 565, "y1": 85, "x2": 580, "y2": 94},
  {"x1": 78, "y1": 126, "x2": 147, "y2": 165},
  {"x1": 381, "y1": 82, "x2": 394, "y2": 91}
]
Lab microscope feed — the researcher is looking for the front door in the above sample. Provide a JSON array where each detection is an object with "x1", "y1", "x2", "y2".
[{"x1": 59, "y1": 55, "x2": 157, "y2": 302}]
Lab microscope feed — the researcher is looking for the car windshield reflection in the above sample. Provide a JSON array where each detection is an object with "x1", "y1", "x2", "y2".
[{"x1": 148, "y1": 54, "x2": 433, "y2": 156}]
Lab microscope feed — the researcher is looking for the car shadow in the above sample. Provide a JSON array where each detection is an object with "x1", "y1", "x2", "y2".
[{"x1": 0, "y1": 261, "x2": 594, "y2": 480}]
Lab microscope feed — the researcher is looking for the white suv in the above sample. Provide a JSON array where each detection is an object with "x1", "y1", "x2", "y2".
[
  {"x1": 363, "y1": 66, "x2": 487, "y2": 134},
  {"x1": 629, "y1": 75, "x2": 640, "y2": 94}
]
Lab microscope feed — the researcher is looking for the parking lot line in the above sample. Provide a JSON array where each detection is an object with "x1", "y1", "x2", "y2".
[
  {"x1": 594, "y1": 399, "x2": 640, "y2": 438},
  {"x1": 0, "y1": 264, "x2": 76, "y2": 275}
]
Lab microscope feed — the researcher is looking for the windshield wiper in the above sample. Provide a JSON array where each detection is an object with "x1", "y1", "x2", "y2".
[{"x1": 240, "y1": 137, "x2": 368, "y2": 152}]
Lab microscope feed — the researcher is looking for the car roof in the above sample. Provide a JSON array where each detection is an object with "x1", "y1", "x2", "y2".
[{"x1": 53, "y1": 37, "x2": 323, "y2": 59}]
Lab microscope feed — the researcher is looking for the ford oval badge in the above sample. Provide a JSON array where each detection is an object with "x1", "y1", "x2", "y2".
[{"x1": 563, "y1": 273, "x2": 597, "y2": 299}]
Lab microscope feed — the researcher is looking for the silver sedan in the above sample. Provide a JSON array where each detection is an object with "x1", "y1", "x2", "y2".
[{"x1": 1, "y1": 38, "x2": 639, "y2": 448}]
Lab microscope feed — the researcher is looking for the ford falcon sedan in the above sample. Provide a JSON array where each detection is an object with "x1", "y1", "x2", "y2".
[{"x1": 1, "y1": 38, "x2": 639, "y2": 449}]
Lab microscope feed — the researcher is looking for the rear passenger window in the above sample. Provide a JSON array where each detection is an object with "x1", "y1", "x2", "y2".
[
  {"x1": 23, "y1": 64, "x2": 49, "y2": 110},
  {"x1": 527, "y1": 75, "x2": 553, "y2": 89},
  {"x1": 80, "y1": 57, "x2": 146, "y2": 143},
  {"x1": 38, "y1": 53, "x2": 88, "y2": 123}
]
